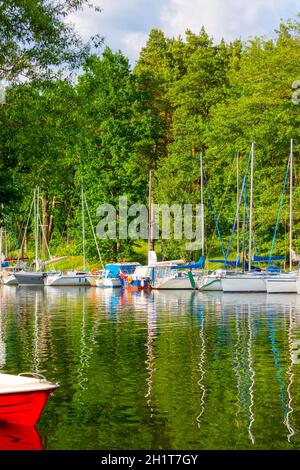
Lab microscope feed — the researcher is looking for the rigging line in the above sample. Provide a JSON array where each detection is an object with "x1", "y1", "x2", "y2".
[
  {"x1": 252, "y1": 232, "x2": 260, "y2": 268},
  {"x1": 226, "y1": 150, "x2": 252, "y2": 263},
  {"x1": 17, "y1": 196, "x2": 34, "y2": 263},
  {"x1": 204, "y1": 173, "x2": 226, "y2": 259},
  {"x1": 16, "y1": 196, "x2": 33, "y2": 250},
  {"x1": 38, "y1": 211, "x2": 53, "y2": 269},
  {"x1": 268, "y1": 155, "x2": 291, "y2": 267},
  {"x1": 84, "y1": 193, "x2": 104, "y2": 270},
  {"x1": 205, "y1": 157, "x2": 235, "y2": 258},
  {"x1": 5, "y1": 216, "x2": 19, "y2": 251}
]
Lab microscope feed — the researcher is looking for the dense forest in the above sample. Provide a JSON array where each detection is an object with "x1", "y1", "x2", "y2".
[{"x1": 1, "y1": 1, "x2": 300, "y2": 268}]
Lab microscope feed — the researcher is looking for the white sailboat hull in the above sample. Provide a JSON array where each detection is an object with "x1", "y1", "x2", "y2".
[
  {"x1": 266, "y1": 277, "x2": 297, "y2": 293},
  {"x1": 45, "y1": 274, "x2": 88, "y2": 286},
  {"x1": 295, "y1": 278, "x2": 300, "y2": 295},
  {"x1": 1, "y1": 273, "x2": 17, "y2": 286},
  {"x1": 153, "y1": 276, "x2": 194, "y2": 290},
  {"x1": 13, "y1": 272, "x2": 46, "y2": 286},
  {"x1": 96, "y1": 278, "x2": 122, "y2": 288},
  {"x1": 198, "y1": 277, "x2": 223, "y2": 291},
  {"x1": 85, "y1": 275, "x2": 101, "y2": 287},
  {"x1": 221, "y1": 275, "x2": 267, "y2": 292}
]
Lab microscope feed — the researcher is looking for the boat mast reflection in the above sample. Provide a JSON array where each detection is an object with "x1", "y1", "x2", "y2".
[
  {"x1": 247, "y1": 305, "x2": 255, "y2": 445},
  {"x1": 231, "y1": 301, "x2": 256, "y2": 444},
  {"x1": 284, "y1": 305, "x2": 296, "y2": 442},
  {"x1": 145, "y1": 294, "x2": 156, "y2": 418},
  {"x1": 0, "y1": 295, "x2": 6, "y2": 370},
  {"x1": 196, "y1": 300, "x2": 206, "y2": 428}
]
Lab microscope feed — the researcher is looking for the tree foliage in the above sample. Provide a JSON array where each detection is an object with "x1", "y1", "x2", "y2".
[
  {"x1": 0, "y1": 0, "x2": 101, "y2": 80},
  {"x1": 1, "y1": 14, "x2": 300, "y2": 264}
]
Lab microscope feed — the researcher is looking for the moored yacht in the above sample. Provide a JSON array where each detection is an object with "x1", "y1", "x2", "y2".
[
  {"x1": 197, "y1": 270, "x2": 225, "y2": 291},
  {"x1": 13, "y1": 271, "x2": 47, "y2": 286},
  {"x1": 95, "y1": 262, "x2": 140, "y2": 288},
  {"x1": 266, "y1": 272, "x2": 298, "y2": 293},
  {"x1": 221, "y1": 271, "x2": 270, "y2": 293},
  {"x1": 44, "y1": 271, "x2": 89, "y2": 286}
]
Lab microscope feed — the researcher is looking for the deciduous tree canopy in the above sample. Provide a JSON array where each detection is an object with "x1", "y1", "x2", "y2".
[{"x1": 1, "y1": 7, "x2": 300, "y2": 265}]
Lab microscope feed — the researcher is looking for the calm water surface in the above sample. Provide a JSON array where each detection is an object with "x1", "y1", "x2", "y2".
[{"x1": 1, "y1": 285, "x2": 300, "y2": 450}]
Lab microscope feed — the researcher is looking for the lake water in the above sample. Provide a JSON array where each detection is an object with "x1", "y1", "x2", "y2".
[{"x1": 1, "y1": 285, "x2": 300, "y2": 450}]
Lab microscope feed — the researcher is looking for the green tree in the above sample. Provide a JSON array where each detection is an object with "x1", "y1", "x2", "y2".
[
  {"x1": 75, "y1": 48, "x2": 154, "y2": 261},
  {"x1": 0, "y1": 0, "x2": 101, "y2": 80},
  {"x1": 0, "y1": 79, "x2": 79, "y2": 255}
]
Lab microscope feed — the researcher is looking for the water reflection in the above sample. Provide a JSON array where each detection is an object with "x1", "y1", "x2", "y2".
[
  {"x1": 1, "y1": 286, "x2": 300, "y2": 449},
  {"x1": 145, "y1": 298, "x2": 156, "y2": 417},
  {"x1": 0, "y1": 423, "x2": 43, "y2": 450},
  {"x1": 285, "y1": 306, "x2": 296, "y2": 442},
  {"x1": 195, "y1": 300, "x2": 206, "y2": 429}
]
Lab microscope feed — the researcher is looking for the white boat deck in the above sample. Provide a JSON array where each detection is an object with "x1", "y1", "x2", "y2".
[{"x1": 0, "y1": 373, "x2": 58, "y2": 394}]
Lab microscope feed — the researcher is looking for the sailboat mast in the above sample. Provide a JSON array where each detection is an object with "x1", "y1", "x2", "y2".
[
  {"x1": 148, "y1": 170, "x2": 154, "y2": 254},
  {"x1": 236, "y1": 152, "x2": 239, "y2": 267},
  {"x1": 200, "y1": 152, "x2": 205, "y2": 257},
  {"x1": 81, "y1": 178, "x2": 86, "y2": 272},
  {"x1": 248, "y1": 143, "x2": 255, "y2": 273},
  {"x1": 34, "y1": 186, "x2": 39, "y2": 272},
  {"x1": 290, "y1": 139, "x2": 293, "y2": 272},
  {"x1": 0, "y1": 226, "x2": 3, "y2": 263},
  {"x1": 4, "y1": 227, "x2": 8, "y2": 258}
]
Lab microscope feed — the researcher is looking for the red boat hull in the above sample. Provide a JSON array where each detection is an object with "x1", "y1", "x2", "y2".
[{"x1": 0, "y1": 390, "x2": 52, "y2": 426}]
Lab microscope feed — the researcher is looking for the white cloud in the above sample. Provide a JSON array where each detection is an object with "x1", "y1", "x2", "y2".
[
  {"x1": 68, "y1": 0, "x2": 300, "y2": 65},
  {"x1": 160, "y1": 0, "x2": 300, "y2": 41}
]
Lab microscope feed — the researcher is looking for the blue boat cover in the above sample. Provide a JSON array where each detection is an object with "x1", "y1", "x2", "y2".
[
  {"x1": 171, "y1": 256, "x2": 205, "y2": 270},
  {"x1": 105, "y1": 264, "x2": 138, "y2": 277},
  {"x1": 253, "y1": 256, "x2": 285, "y2": 263},
  {"x1": 209, "y1": 258, "x2": 240, "y2": 267},
  {"x1": 266, "y1": 266, "x2": 281, "y2": 272}
]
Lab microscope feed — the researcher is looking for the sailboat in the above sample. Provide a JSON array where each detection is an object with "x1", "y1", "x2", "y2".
[
  {"x1": 266, "y1": 140, "x2": 298, "y2": 294},
  {"x1": 151, "y1": 154, "x2": 205, "y2": 290},
  {"x1": 45, "y1": 181, "x2": 89, "y2": 286},
  {"x1": 13, "y1": 187, "x2": 67, "y2": 286},
  {"x1": 198, "y1": 152, "x2": 241, "y2": 292},
  {"x1": 0, "y1": 226, "x2": 17, "y2": 285},
  {"x1": 221, "y1": 143, "x2": 274, "y2": 293},
  {"x1": 14, "y1": 187, "x2": 48, "y2": 286}
]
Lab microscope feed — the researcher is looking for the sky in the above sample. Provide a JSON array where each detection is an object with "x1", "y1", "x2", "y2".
[{"x1": 69, "y1": 0, "x2": 300, "y2": 66}]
